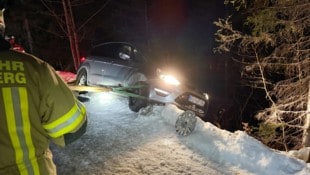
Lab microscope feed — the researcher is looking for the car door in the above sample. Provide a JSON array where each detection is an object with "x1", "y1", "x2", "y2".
[{"x1": 88, "y1": 44, "x2": 115, "y2": 85}]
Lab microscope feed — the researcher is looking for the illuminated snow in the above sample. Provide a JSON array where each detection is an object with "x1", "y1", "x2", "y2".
[{"x1": 51, "y1": 73, "x2": 310, "y2": 175}]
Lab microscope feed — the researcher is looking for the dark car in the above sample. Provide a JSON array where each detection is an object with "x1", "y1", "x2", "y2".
[{"x1": 76, "y1": 42, "x2": 209, "y2": 119}]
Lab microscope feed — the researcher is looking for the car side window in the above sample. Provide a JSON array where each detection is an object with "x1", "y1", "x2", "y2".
[
  {"x1": 90, "y1": 44, "x2": 118, "y2": 60},
  {"x1": 89, "y1": 43, "x2": 146, "y2": 64}
]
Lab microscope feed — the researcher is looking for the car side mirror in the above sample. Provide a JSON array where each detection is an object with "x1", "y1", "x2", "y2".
[{"x1": 119, "y1": 52, "x2": 130, "y2": 60}]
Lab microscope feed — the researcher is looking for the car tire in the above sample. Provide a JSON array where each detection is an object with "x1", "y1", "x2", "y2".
[
  {"x1": 76, "y1": 69, "x2": 88, "y2": 86},
  {"x1": 128, "y1": 81, "x2": 149, "y2": 112}
]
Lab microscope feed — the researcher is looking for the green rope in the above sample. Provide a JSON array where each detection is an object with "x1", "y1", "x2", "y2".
[{"x1": 111, "y1": 84, "x2": 147, "y2": 99}]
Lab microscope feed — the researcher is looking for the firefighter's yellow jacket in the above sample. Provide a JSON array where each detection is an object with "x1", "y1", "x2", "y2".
[{"x1": 0, "y1": 49, "x2": 87, "y2": 175}]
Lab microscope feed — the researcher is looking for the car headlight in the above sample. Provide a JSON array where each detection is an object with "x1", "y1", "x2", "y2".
[
  {"x1": 159, "y1": 74, "x2": 180, "y2": 86},
  {"x1": 157, "y1": 69, "x2": 180, "y2": 86}
]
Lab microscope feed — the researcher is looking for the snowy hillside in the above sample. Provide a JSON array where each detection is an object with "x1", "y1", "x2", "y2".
[{"x1": 51, "y1": 92, "x2": 310, "y2": 175}]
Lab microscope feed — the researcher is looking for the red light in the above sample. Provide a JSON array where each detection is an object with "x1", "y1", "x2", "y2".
[{"x1": 80, "y1": 56, "x2": 86, "y2": 63}]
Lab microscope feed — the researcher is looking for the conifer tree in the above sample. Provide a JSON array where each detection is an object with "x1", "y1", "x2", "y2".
[{"x1": 215, "y1": 0, "x2": 310, "y2": 151}]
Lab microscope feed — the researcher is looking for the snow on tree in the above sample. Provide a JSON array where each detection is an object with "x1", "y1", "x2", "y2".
[{"x1": 214, "y1": 0, "x2": 310, "y2": 151}]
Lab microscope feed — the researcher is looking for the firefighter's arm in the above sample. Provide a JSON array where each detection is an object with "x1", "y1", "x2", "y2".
[
  {"x1": 64, "y1": 117, "x2": 87, "y2": 145},
  {"x1": 49, "y1": 101, "x2": 87, "y2": 147},
  {"x1": 39, "y1": 62, "x2": 87, "y2": 147}
]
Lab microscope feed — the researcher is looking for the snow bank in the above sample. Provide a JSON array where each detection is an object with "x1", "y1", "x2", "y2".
[
  {"x1": 52, "y1": 90, "x2": 309, "y2": 175},
  {"x1": 158, "y1": 104, "x2": 310, "y2": 175}
]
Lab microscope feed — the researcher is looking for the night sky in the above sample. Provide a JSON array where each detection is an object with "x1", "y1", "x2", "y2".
[
  {"x1": 4, "y1": 0, "x2": 238, "y2": 112},
  {"x1": 145, "y1": 0, "x2": 232, "y2": 95}
]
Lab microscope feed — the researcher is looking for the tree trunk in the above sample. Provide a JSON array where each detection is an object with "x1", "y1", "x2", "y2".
[
  {"x1": 302, "y1": 81, "x2": 310, "y2": 147},
  {"x1": 62, "y1": 0, "x2": 80, "y2": 71}
]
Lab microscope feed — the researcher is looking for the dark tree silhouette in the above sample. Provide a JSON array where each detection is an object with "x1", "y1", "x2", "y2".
[{"x1": 215, "y1": 0, "x2": 310, "y2": 151}]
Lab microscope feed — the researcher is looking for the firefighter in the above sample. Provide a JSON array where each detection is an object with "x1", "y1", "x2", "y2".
[{"x1": 0, "y1": 8, "x2": 87, "y2": 175}]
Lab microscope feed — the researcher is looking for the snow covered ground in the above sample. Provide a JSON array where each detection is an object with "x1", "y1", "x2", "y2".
[{"x1": 51, "y1": 92, "x2": 310, "y2": 175}]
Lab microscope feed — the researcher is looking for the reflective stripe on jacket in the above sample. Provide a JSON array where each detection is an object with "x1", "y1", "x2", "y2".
[
  {"x1": 0, "y1": 49, "x2": 87, "y2": 175},
  {"x1": 43, "y1": 100, "x2": 86, "y2": 138},
  {"x1": 1, "y1": 87, "x2": 41, "y2": 175}
]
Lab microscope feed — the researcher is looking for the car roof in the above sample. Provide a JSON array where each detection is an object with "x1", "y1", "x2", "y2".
[{"x1": 92, "y1": 42, "x2": 136, "y2": 49}]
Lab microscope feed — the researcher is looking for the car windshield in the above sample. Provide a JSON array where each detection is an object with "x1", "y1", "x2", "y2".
[{"x1": 131, "y1": 48, "x2": 146, "y2": 63}]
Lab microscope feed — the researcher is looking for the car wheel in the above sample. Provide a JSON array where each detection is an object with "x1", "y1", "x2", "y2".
[
  {"x1": 128, "y1": 81, "x2": 149, "y2": 112},
  {"x1": 76, "y1": 69, "x2": 88, "y2": 86},
  {"x1": 175, "y1": 110, "x2": 197, "y2": 136}
]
